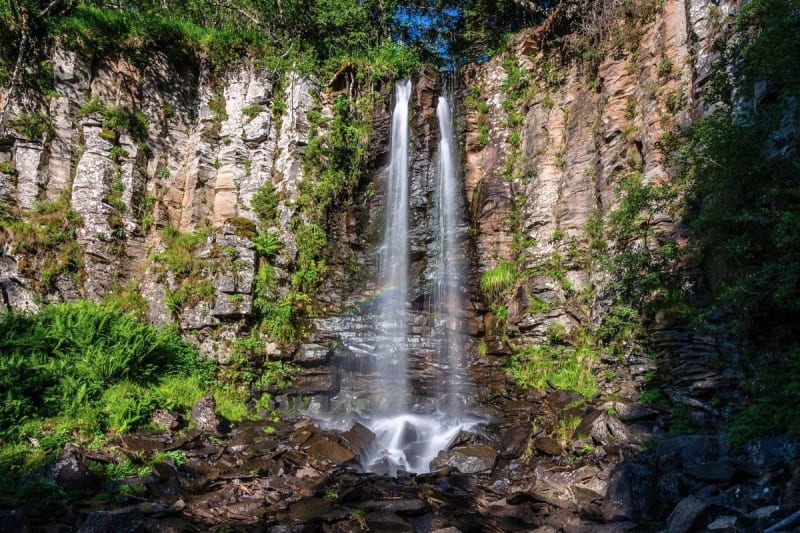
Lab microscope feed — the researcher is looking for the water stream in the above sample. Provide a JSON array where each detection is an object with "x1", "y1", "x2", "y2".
[
  {"x1": 366, "y1": 79, "x2": 475, "y2": 475},
  {"x1": 431, "y1": 77, "x2": 469, "y2": 415},
  {"x1": 375, "y1": 78, "x2": 412, "y2": 415}
]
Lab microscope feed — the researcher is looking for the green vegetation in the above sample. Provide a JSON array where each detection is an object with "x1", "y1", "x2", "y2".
[
  {"x1": 509, "y1": 327, "x2": 598, "y2": 397},
  {"x1": 8, "y1": 111, "x2": 53, "y2": 140},
  {"x1": 480, "y1": 261, "x2": 519, "y2": 300},
  {"x1": 0, "y1": 195, "x2": 83, "y2": 292},
  {"x1": 0, "y1": 0, "x2": 424, "y2": 96},
  {"x1": 150, "y1": 224, "x2": 211, "y2": 315},
  {"x1": 663, "y1": 0, "x2": 800, "y2": 442},
  {"x1": 246, "y1": 89, "x2": 380, "y2": 345},
  {"x1": 540, "y1": 0, "x2": 665, "y2": 79},
  {"x1": 0, "y1": 301, "x2": 213, "y2": 487},
  {"x1": 102, "y1": 280, "x2": 149, "y2": 320},
  {"x1": 79, "y1": 97, "x2": 149, "y2": 143}
]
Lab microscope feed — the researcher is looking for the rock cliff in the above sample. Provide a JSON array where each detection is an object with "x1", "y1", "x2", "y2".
[
  {"x1": 6, "y1": 0, "x2": 800, "y2": 531},
  {"x1": 0, "y1": 0, "x2": 741, "y2": 413}
]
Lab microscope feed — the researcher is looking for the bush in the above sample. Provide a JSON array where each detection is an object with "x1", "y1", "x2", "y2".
[
  {"x1": 510, "y1": 341, "x2": 597, "y2": 397},
  {"x1": 0, "y1": 301, "x2": 213, "y2": 475},
  {"x1": 253, "y1": 231, "x2": 282, "y2": 257},
  {"x1": 251, "y1": 182, "x2": 279, "y2": 224},
  {"x1": 480, "y1": 261, "x2": 519, "y2": 300}
]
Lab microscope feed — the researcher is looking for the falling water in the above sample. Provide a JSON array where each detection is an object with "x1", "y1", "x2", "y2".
[
  {"x1": 365, "y1": 78, "x2": 476, "y2": 475},
  {"x1": 431, "y1": 78, "x2": 468, "y2": 415},
  {"x1": 376, "y1": 79, "x2": 412, "y2": 414}
]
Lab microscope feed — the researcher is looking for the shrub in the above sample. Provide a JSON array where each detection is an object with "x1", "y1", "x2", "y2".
[
  {"x1": 251, "y1": 182, "x2": 279, "y2": 223},
  {"x1": 253, "y1": 231, "x2": 282, "y2": 257},
  {"x1": 480, "y1": 261, "x2": 519, "y2": 300},
  {"x1": 510, "y1": 342, "x2": 597, "y2": 397},
  {"x1": 0, "y1": 301, "x2": 213, "y2": 479}
]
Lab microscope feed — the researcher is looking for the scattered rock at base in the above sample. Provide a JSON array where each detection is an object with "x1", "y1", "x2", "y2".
[
  {"x1": 77, "y1": 507, "x2": 157, "y2": 533},
  {"x1": 533, "y1": 437, "x2": 563, "y2": 456},
  {"x1": 667, "y1": 495, "x2": 713, "y2": 533},
  {"x1": 430, "y1": 444, "x2": 497, "y2": 474},
  {"x1": 601, "y1": 461, "x2": 656, "y2": 522},
  {"x1": 306, "y1": 436, "x2": 357, "y2": 467},
  {"x1": 152, "y1": 409, "x2": 181, "y2": 430},
  {"x1": 191, "y1": 396, "x2": 226, "y2": 434}
]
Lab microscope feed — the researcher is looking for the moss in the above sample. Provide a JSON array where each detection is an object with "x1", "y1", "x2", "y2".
[
  {"x1": 480, "y1": 261, "x2": 519, "y2": 300},
  {"x1": 242, "y1": 103, "x2": 266, "y2": 120},
  {"x1": 9, "y1": 112, "x2": 53, "y2": 141},
  {"x1": 509, "y1": 339, "x2": 598, "y2": 397},
  {"x1": 0, "y1": 196, "x2": 83, "y2": 292},
  {"x1": 151, "y1": 225, "x2": 213, "y2": 316},
  {"x1": 225, "y1": 216, "x2": 257, "y2": 239}
]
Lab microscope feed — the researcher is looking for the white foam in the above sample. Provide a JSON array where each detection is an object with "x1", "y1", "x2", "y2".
[{"x1": 367, "y1": 413, "x2": 477, "y2": 474}]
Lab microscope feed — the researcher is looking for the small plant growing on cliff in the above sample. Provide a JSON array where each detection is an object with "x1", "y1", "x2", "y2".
[
  {"x1": 9, "y1": 112, "x2": 52, "y2": 141},
  {"x1": 253, "y1": 232, "x2": 282, "y2": 257},
  {"x1": 80, "y1": 97, "x2": 106, "y2": 116},
  {"x1": 208, "y1": 93, "x2": 228, "y2": 122},
  {"x1": 480, "y1": 261, "x2": 518, "y2": 300},
  {"x1": 251, "y1": 182, "x2": 279, "y2": 224},
  {"x1": 477, "y1": 124, "x2": 489, "y2": 147},
  {"x1": 658, "y1": 57, "x2": 673, "y2": 78},
  {"x1": 242, "y1": 104, "x2": 266, "y2": 121}
]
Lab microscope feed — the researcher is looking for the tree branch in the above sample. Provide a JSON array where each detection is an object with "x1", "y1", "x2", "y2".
[{"x1": 209, "y1": 0, "x2": 264, "y2": 28}]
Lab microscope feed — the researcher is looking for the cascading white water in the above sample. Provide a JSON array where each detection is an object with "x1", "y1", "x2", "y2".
[
  {"x1": 376, "y1": 79, "x2": 412, "y2": 414},
  {"x1": 365, "y1": 78, "x2": 476, "y2": 476},
  {"x1": 432, "y1": 80, "x2": 468, "y2": 414}
]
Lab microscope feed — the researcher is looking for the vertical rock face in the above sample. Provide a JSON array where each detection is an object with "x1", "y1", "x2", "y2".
[
  {"x1": 0, "y1": 0, "x2": 741, "y2": 409},
  {"x1": 460, "y1": 0, "x2": 740, "y2": 399},
  {"x1": 0, "y1": 48, "x2": 377, "y2": 364}
]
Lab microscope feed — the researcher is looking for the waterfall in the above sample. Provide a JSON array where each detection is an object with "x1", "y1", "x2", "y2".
[
  {"x1": 376, "y1": 79, "x2": 412, "y2": 414},
  {"x1": 365, "y1": 78, "x2": 476, "y2": 476},
  {"x1": 432, "y1": 79, "x2": 468, "y2": 415}
]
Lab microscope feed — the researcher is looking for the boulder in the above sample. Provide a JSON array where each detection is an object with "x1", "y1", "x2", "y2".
[
  {"x1": 657, "y1": 436, "x2": 719, "y2": 472},
  {"x1": 499, "y1": 425, "x2": 531, "y2": 459},
  {"x1": 601, "y1": 461, "x2": 656, "y2": 522},
  {"x1": 306, "y1": 436, "x2": 357, "y2": 467},
  {"x1": 574, "y1": 410, "x2": 633, "y2": 446},
  {"x1": 191, "y1": 396, "x2": 226, "y2": 434},
  {"x1": 430, "y1": 444, "x2": 497, "y2": 474},
  {"x1": 366, "y1": 512, "x2": 414, "y2": 532},
  {"x1": 685, "y1": 459, "x2": 738, "y2": 483},
  {"x1": 152, "y1": 409, "x2": 181, "y2": 430},
  {"x1": 533, "y1": 437, "x2": 563, "y2": 456},
  {"x1": 666, "y1": 495, "x2": 713, "y2": 533},
  {"x1": 78, "y1": 507, "x2": 157, "y2": 533},
  {"x1": 49, "y1": 449, "x2": 98, "y2": 492},
  {"x1": 343, "y1": 422, "x2": 377, "y2": 461}
]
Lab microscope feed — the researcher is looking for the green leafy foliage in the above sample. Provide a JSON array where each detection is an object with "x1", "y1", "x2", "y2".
[
  {"x1": 79, "y1": 97, "x2": 149, "y2": 142},
  {"x1": 728, "y1": 349, "x2": 800, "y2": 443},
  {"x1": 0, "y1": 196, "x2": 83, "y2": 292},
  {"x1": 659, "y1": 0, "x2": 800, "y2": 441},
  {"x1": 0, "y1": 301, "x2": 213, "y2": 485},
  {"x1": 480, "y1": 261, "x2": 519, "y2": 299},
  {"x1": 9, "y1": 111, "x2": 53, "y2": 140},
  {"x1": 510, "y1": 332, "x2": 598, "y2": 397},
  {"x1": 253, "y1": 231, "x2": 282, "y2": 257},
  {"x1": 151, "y1": 225, "x2": 212, "y2": 315},
  {"x1": 603, "y1": 173, "x2": 685, "y2": 317}
]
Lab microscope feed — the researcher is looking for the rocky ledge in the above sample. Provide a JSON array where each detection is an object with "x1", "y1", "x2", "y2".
[{"x1": 3, "y1": 391, "x2": 800, "y2": 532}]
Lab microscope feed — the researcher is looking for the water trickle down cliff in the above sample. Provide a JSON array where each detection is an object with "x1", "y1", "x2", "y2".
[
  {"x1": 364, "y1": 77, "x2": 478, "y2": 474},
  {"x1": 375, "y1": 79, "x2": 412, "y2": 416}
]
